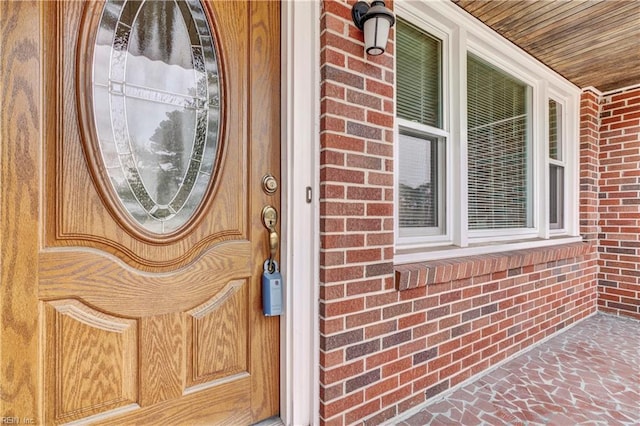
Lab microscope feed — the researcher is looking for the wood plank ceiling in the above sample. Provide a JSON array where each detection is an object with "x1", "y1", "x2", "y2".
[{"x1": 452, "y1": 0, "x2": 640, "y2": 92}]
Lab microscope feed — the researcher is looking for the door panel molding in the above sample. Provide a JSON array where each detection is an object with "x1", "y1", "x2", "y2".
[
  {"x1": 43, "y1": 300, "x2": 138, "y2": 424},
  {"x1": 186, "y1": 280, "x2": 248, "y2": 387},
  {"x1": 39, "y1": 243, "x2": 251, "y2": 317}
]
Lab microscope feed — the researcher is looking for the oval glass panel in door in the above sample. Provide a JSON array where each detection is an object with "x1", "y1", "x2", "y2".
[{"x1": 92, "y1": 0, "x2": 221, "y2": 234}]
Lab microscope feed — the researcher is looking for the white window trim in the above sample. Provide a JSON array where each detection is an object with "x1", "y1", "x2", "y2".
[
  {"x1": 548, "y1": 90, "x2": 573, "y2": 236},
  {"x1": 394, "y1": 0, "x2": 581, "y2": 265},
  {"x1": 281, "y1": 1, "x2": 319, "y2": 425}
]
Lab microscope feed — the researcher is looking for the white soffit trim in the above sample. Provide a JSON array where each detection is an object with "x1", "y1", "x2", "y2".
[
  {"x1": 581, "y1": 86, "x2": 604, "y2": 97},
  {"x1": 601, "y1": 82, "x2": 640, "y2": 96}
]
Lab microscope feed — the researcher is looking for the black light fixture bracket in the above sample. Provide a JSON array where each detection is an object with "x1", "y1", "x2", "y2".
[
  {"x1": 351, "y1": 1, "x2": 395, "y2": 31},
  {"x1": 351, "y1": 1, "x2": 371, "y2": 30}
]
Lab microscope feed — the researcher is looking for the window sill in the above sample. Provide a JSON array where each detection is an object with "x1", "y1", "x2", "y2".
[
  {"x1": 395, "y1": 235, "x2": 583, "y2": 265},
  {"x1": 394, "y1": 238, "x2": 592, "y2": 291}
]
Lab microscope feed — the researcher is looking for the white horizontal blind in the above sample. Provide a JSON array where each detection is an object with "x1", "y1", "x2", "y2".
[
  {"x1": 549, "y1": 100, "x2": 560, "y2": 160},
  {"x1": 396, "y1": 18, "x2": 441, "y2": 128},
  {"x1": 467, "y1": 54, "x2": 531, "y2": 230},
  {"x1": 549, "y1": 99, "x2": 564, "y2": 229},
  {"x1": 398, "y1": 130, "x2": 439, "y2": 231}
]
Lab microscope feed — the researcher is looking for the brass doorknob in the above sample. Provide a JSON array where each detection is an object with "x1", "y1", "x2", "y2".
[{"x1": 262, "y1": 205, "x2": 279, "y2": 269}]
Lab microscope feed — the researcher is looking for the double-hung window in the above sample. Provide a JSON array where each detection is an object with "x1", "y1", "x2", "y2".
[
  {"x1": 396, "y1": 18, "x2": 446, "y2": 240},
  {"x1": 548, "y1": 98, "x2": 565, "y2": 230},
  {"x1": 395, "y1": 2, "x2": 580, "y2": 262}
]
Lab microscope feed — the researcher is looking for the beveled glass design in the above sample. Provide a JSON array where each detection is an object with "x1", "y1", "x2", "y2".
[{"x1": 92, "y1": 0, "x2": 221, "y2": 234}]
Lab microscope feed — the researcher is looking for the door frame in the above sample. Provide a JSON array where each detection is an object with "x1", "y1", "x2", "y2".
[{"x1": 280, "y1": 1, "x2": 320, "y2": 425}]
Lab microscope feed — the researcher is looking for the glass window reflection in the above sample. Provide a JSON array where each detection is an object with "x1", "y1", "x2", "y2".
[{"x1": 92, "y1": 0, "x2": 221, "y2": 234}]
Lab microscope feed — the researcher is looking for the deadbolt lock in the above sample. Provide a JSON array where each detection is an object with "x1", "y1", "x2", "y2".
[{"x1": 262, "y1": 174, "x2": 278, "y2": 195}]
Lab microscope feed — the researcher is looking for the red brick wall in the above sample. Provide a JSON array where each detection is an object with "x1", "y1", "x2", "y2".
[
  {"x1": 598, "y1": 86, "x2": 640, "y2": 320},
  {"x1": 319, "y1": 1, "x2": 600, "y2": 424},
  {"x1": 580, "y1": 90, "x2": 600, "y2": 243},
  {"x1": 320, "y1": 243, "x2": 597, "y2": 425},
  {"x1": 319, "y1": 1, "x2": 396, "y2": 422}
]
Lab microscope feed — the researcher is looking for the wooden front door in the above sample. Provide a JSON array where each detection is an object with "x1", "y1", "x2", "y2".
[{"x1": 1, "y1": 1, "x2": 280, "y2": 424}]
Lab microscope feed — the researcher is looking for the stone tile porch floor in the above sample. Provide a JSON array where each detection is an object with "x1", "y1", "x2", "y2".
[{"x1": 391, "y1": 313, "x2": 640, "y2": 426}]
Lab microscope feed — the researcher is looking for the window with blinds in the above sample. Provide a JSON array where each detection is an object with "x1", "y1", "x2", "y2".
[
  {"x1": 467, "y1": 54, "x2": 532, "y2": 230},
  {"x1": 396, "y1": 18, "x2": 445, "y2": 238},
  {"x1": 549, "y1": 99, "x2": 564, "y2": 229},
  {"x1": 549, "y1": 100, "x2": 561, "y2": 161},
  {"x1": 394, "y1": 4, "x2": 580, "y2": 260},
  {"x1": 397, "y1": 18, "x2": 441, "y2": 129},
  {"x1": 398, "y1": 130, "x2": 440, "y2": 232}
]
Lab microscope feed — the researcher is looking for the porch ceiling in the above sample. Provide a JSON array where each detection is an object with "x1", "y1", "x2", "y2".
[{"x1": 452, "y1": 0, "x2": 640, "y2": 92}]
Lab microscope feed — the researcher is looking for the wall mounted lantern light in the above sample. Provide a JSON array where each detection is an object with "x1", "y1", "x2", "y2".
[{"x1": 351, "y1": 0, "x2": 396, "y2": 56}]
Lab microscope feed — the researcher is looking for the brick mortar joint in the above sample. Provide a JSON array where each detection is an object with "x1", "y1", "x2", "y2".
[{"x1": 395, "y1": 241, "x2": 595, "y2": 290}]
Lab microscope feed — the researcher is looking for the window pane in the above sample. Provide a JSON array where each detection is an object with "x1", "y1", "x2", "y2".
[
  {"x1": 550, "y1": 164, "x2": 564, "y2": 229},
  {"x1": 549, "y1": 99, "x2": 562, "y2": 160},
  {"x1": 396, "y1": 19, "x2": 442, "y2": 128},
  {"x1": 399, "y1": 130, "x2": 440, "y2": 233},
  {"x1": 93, "y1": 0, "x2": 221, "y2": 234},
  {"x1": 467, "y1": 54, "x2": 531, "y2": 230}
]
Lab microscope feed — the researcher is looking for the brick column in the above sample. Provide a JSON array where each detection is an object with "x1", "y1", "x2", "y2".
[
  {"x1": 579, "y1": 89, "x2": 601, "y2": 242},
  {"x1": 319, "y1": 1, "x2": 396, "y2": 424}
]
